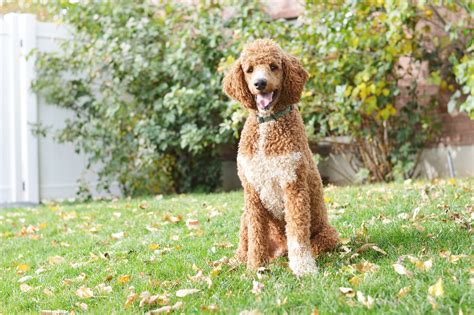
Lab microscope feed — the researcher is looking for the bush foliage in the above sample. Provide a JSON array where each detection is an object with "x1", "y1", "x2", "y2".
[{"x1": 33, "y1": 0, "x2": 473, "y2": 195}]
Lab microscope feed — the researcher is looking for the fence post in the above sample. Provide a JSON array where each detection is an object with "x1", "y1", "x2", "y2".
[
  {"x1": 4, "y1": 13, "x2": 39, "y2": 204},
  {"x1": 18, "y1": 14, "x2": 39, "y2": 203},
  {"x1": 4, "y1": 13, "x2": 22, "y2": 203}
]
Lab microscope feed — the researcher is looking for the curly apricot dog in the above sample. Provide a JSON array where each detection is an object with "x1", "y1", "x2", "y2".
[{"x1": 223, "y1": 39, "x2": 339, "y2": 276}]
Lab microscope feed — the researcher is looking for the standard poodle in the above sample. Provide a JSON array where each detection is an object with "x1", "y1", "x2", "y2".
[{"x1": 223, "y1": 39, "x2": 339, "y2": 276}]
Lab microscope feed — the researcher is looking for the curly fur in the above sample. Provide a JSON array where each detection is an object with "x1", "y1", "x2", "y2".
[{"x1": 223, "y1": 39, "x2": 339, "y2": 276}]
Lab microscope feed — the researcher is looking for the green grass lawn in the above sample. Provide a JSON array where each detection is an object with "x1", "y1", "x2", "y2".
[{"x1": 0, "y1": 179, "x2": 472, "y2": 314}]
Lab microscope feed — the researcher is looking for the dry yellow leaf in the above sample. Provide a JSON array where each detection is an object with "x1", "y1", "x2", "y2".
[
  {"x1": 125, "y1": 292, "x2": 138, "y2": 307},
  {"x1": 448, "y1": 254, "x2": 467, "y2": 264},
  {"x1": 43, "y1": 288, "x2": 54, "y2": 296},
  {"x1": 339, "y1": 287, "x2": 355, "y2": 298},
  {"x1": 96, "y1": 283, "x2": 113, "y2": 295},
  {"x1": 111, "y1": 231, "x2": 125, "y2": 240},
  {"x1": 75, "y1": 302, "x2": 88, "y2": 311},
  {"x1": 176, "y1": 288, "x2": 200, "y2": 297},
  {"x1": 415, "y1": 259, "x2": 433, "y2": 271},
  {"x1": 185, "y1": 219, "x2": 199, "y2": 229},
  {"x1": 428, "y1": 278, "x2": 444, "y2": 297},
  {"x1": 349, "y1": 276, "x2": 361, "y2": 286},
  {"x1": 16, "y1": 264, "x2": 30, "y2": 274},
  {"x1": 48, "y1": 256, "x2": 65, "y2": 265},
  {"x1": 339, "y1": 238, "x2": 351, "y2": 245},
  {"x1": 352, "y1": 261, "x2": 379, "y2": 273},
  {"x1": 75, "y1": 286, "x2": 94, "y2": 299},
  {"x1": 356, "y1": 291, "x2": 374, "y2": 309},
  {"x1": 397, "y1": 286, "x2": 411, "y2": 298},
  {"x1": 40, "y1": 311, "x2": 68, "y2": 315},
  {"x1": 149, "y1": 243, "x2": 160, "y2": 250},
  {"x1": 20, "y1": 283, "x2": 33, "y2": 292},
  {"x1": 393, "y1": 263, "x2": 413, "y2": 277},
  {"x1": 146, "y1": 301, "x2": 183, "y2": 314},
  {"x1": 18, "y1": 276, "x2": 33, "y2": 283},
  {"x1": 427, "y1": 295, "x2": 438, "y2": 310},
  {"x1": 118, "y1": 274, "x2": 131, "y2": 284}
]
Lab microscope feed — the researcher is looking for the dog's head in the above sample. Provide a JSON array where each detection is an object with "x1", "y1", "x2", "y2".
[{"x1": 223, "y1": 39, "x2": 308, "y2": 112}]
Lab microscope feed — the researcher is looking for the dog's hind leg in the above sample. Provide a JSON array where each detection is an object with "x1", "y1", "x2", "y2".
[{"x1": 310, "y1": 224, "x2": 339, "y2": 255}]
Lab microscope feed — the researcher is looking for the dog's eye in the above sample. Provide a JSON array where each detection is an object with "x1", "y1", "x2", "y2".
[
  {"x1": 246, "y1": 67, "x2": 253, "y2": 73},
  {"x1": 270, "y1": 64, "x2": 278, "y2": 71}
]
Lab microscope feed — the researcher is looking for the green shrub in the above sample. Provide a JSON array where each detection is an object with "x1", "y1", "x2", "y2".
[
  {"x1": 34, "y1": 0, "x2": 471, "y2": 195},
  {"x1": 33, "y1": 0, "x2": 251, "y2": 195}
]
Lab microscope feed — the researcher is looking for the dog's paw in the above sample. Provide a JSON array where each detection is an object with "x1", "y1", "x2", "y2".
[{"x1": 289, "y1": 252, "x2": 318, "y2": 277}]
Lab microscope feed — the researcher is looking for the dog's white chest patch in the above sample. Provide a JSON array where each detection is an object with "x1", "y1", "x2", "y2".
[{"x1": 238, "y1": 122, "x2": 302, "y2": 221}]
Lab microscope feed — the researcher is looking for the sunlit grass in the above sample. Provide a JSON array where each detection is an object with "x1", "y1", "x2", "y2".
[{"x1": 0, "y1": 178, "x2": 472, "y2": 314}]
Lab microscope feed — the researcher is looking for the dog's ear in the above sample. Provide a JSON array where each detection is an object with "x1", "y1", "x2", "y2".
[
  {"x1": 223, "y1": 58, "x2": 256, "y2": 110},
  {"x1": 280, "y1": 54, "x2": 309, "y2": 105}
]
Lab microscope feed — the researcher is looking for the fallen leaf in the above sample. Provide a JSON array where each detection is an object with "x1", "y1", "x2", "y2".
[
  {"x1": 352, "y1": 261, "x2": 379, "y2": 273},
  {"x1": 176, "y1": 288, "x2": 200, "y2": 297},
  {"x1": 201, "y1": 304, "x2": 219, "y2": 312},
  {"x1": 398, "y1": 286, "x2": 411, "y2": 298},
  {"x1": 186, "y1": 219, "x2": 199, "y2": 229},
  {"x1": 349, "y1": 276, "x2": 361, "y2": 286},
  {"x1": 216, "y1": 241, "x2": 234, "y2": 248},
  {"x1": 412, "y1": 207, "x2": 421, "y2": 220},
  {"x1": 428, "y1": 278, "x2": 444, "y2": 297},
  {"x1": 75, "y1": 286, "x2": 94, "y2": 299},
  {"x1": 16, "y1": 264, "x2": 29, "y2": 275},
  {"x1": 75, "y1": 302, "x2": 88, "y2": 311},
  {"x1": 118, "y1": 274, "x2": 131, "y2": 284},
  {"x1": 448, "y1": 254, "x2": 467, "y2": 264},
  {"x1": 96, "y1": 283, "x2": 112, "y2": 295},
  {"x1": 371, "y1": 245, "x2": 387, "y2": 255},
  {"x1": 339, "y1": 287, "x2": 355, "y2": 298},
  {"x1": 111, "y1": 231, "x2": 125, "y2": 240},
  {"x1": 149, "y1": 243, "x2": 160, "y2": 250},
  {"x1": 146, "y1": 301, "x2": 183, "y2": 314},
  {"x1": 163, "y1": 214, "x2": 183, "y2": 223},
  {"x1": 125, "y1": 292, "x2": 138, "y2": 307},
  {"x1": 415, "y1": 259, "x2": 433, "y2": 272},
  {"x1": 48, "y1": 256, "x2": 65, "y2": 265},
  {"x1": 339, "y1": 238, "x2": 351, "y2": 245},
  {"x1": 18, "y1": 276, "x2": 33, "y2": 283},
  {"x1": 75, "y1": 272, "x2": 87, "y2": 282},
  {"x1": 393, "y1": 263, "x2": 413, "y2": 277},
  {"x1": 40, "y1": 311, "x2": 68, "y2": 315},
  {"x1": 20, "y1": 283, "x2": 33, "y2": 292},
  {"x1": 356, "y1": 243, "x2": 387, "y2": 255},
  {"x1": 428, "y1": 295, "x2": 438, "y2": 310},
  {"x1": 251, "y1": 281, "x2": 264, "y2": 295},
  {"x1": 139, "y1": 291, "x2": 170, "y2": 307},
  {"x1": 356, "y1": 291, "x2": 374, "y2": 309},
  {"x1": 43, "y1": 288, "x2": 54, "y2": 296}
]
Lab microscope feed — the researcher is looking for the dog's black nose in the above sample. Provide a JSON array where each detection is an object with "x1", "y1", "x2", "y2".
[{"x1": 254, "y1": 79, "x2": 267, "y2": 90}]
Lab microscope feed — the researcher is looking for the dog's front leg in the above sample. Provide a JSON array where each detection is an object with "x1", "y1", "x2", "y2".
[
  {"x1": 284, "y1": 180, "x2": 317, "y2": 276},
  {"x1": 244, "y1": 185, "x2": 270, "y2": 270},
  {"x1": 235, "y1": 209, "x2": 248, "y2": 263}
]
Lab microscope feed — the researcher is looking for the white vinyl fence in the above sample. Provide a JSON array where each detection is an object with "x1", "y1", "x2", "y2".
[{"x1": 0, "y1": 13, "x2": 109, "y2": 204}]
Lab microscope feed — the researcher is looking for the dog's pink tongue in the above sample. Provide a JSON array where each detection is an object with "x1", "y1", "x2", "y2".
[{"x1": 256, "y1": 92, "x2": 273, "y2": 110}]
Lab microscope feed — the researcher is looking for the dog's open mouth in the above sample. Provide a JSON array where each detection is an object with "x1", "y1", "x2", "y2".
[{"x1": 256, "y1": 91, "x2": 277, "y2": 111}]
